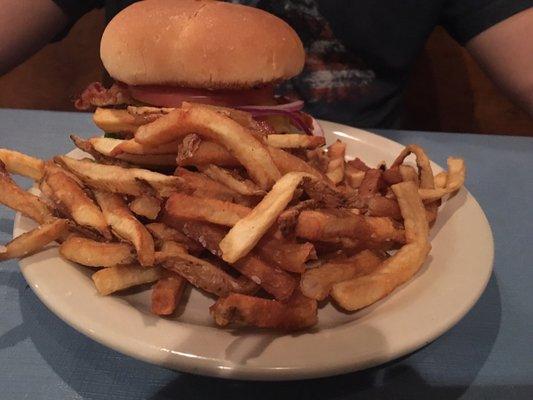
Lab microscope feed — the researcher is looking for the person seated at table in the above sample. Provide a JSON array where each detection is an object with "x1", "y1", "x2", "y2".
[{"x1": 0, "y1": 0, "x2": 531, "y2": 129}]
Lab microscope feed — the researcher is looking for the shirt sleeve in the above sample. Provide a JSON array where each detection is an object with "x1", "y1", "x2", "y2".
[
  {"x1": 441, "y1": 0, "x2": 533, "y2": 45},
  {"x1": 51, "y1": 0, "x2": 105, "y2": 41}
]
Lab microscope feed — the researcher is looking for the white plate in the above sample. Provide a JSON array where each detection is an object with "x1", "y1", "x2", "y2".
[{"x1": 15, "y1": 121, "x2": 494, "y2": 381}]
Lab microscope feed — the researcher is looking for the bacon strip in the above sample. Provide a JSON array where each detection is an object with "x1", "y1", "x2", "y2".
[{"x1": 75, "y1": 82, "x2": 134, "y2": 110}]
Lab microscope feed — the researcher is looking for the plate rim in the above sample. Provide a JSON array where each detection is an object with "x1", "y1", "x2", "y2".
[{"x1": 15, "y1": 120, "x2": 494, "y2": 380}]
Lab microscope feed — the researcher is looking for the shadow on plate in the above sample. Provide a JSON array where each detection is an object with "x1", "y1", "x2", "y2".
[{"x1": 0, "y1": 268, "x2": 503, "y2": 400}]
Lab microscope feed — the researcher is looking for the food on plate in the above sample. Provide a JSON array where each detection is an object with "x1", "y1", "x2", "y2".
[{"x1": 0, "y1": 0, "x2": 467, "y2": 331}]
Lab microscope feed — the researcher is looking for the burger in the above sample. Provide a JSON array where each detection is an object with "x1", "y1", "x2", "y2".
[{"x1": 75, "y1": 0, "x2": 323, "y2": 137}]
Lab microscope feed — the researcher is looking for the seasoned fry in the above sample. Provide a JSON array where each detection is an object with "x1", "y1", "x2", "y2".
[
  {"x1": 55, "y1": 156, "x2": 183, "y2": 197},
  {"x1": 266, "y1": 134, "x2": 325, "y2": 149},
  {"x1": 92, "y1": 264, "x2": 163, "y2": 295},
  {"x1": 0, "y1": 219, "x2": 68, "y2": 261},
  {"x1": 200, "y1": 164, "x2": 265, "y2": 196},
  {"x1": 0, "y1": 161, "x2": 55, "y2": 224},
  {"x1": 129, "y1": 195, "x2": 161, "y2": 220},
  {"x1": 0, "y1": 149, "x2": 44, "y2": 180},
  {"x1": 296, "y1": 209, "x2": 405, "y2": 243},
  {"x1": 151, "y1": 272, "x2": 186, "y2": 315},
  {"x1": 135, "y1": 105, "x2": 281, "y2": 189},
  {"x1": 210, "y1": 290, "x2": 317, "y2": 330},
  {"x1": 163, "y1": 252, "x2": 257, "y2": 297},
  {"x1": 418, "y1": 157, "x2": 466, "y2": 201},
  {"x1": 220, "y1": 172, "x2": 310, "y2": 263},
  {"x1": 182, "y1": 222, "x2": 297, "y2": 301},
  {"x1": 165, "y1": 192, "x2": 251, "y2": 227},
  {"x1": 300, "y1": 250, "x2": 384, "y2": 300},
  {"x1": 93, "y1": 108, "x2": 140, "y2": 134},
  {"x1": 325, "y1": 140, "x2": 346, "y2": 184},
  {"x1": 43, "y1": 165, "x2": 111, "y2": 238},
  {"x1": 331, "y1": 181, "x2": 431, "y2": 311},
  {"x1": 94, "y1": 191, "x2": 155, "y2": 267},
  {"x1": 59, "y1": 236, "x2": 135, "y2": 267}
]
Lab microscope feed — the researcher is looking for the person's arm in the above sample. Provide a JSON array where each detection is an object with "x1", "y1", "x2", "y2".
[
  {"x1": 466, "y1": 7, "x2": 533, "y2": 116},
  {"x1": 0, "y1": 0, "x2": 69, "y2": 75}
]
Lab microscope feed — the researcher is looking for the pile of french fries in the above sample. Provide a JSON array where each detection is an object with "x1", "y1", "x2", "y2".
[{"x1": 0, "y1": 102, "x2": 466, "y2": 330}]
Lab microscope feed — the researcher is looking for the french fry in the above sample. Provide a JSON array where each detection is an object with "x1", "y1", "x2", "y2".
[
  {"x1": 93, "y1": 108, "x2": 140, "y2": 134},
  {"x1": 210, "y1": 290, "x2": 317, "y2": 330},
  {"x1": 165, "y1": 192, "x2": 251, "y2": 227},
  {"x1": 331, "y1": 181, "x2": 431, "y2": 311},
  {"x1": 358, "y1": 169, "x2": 384, "y2": 198},
  {"x1": 392, "y1": 144, "x2": 435, "y2": 189},
  {"x1": 55, "y1": 156, "x2": 183, "y2": 197},
  {"x1": 178, "y1": 140, "x2": 240, "y2": 168},
  {"x1": 344, "y1": 165, "x2": 366, "y2": 188},
  {"x1": 220, "y1": 172, "x2": 310, "y2": 263},
  {"x1": 43, "y1": 165, "x2": 111, "y2": 239},
  {"x1": 399, "y1": 165, "x2": 419, "y2": 186},
  {"x1": 325, "y1": 140, "x2": 346, "y2": 184},
  {"x1": 70, "y1": 135, "x2": 133, "y2": 168},
  {"x1": 418, "y1": 157, "x2": 466, "y2": 201},
  {"x1": 151, "y1": 272, "x2": 186, "y2": 315},
  {"x1": 277, "y1": 199, "x2": 320, "y2": 237},
  {"x1": 434, "y1": 171, "x2": 447, "y2": 189},
  {"x1": 382, "y1": 167, "x2": 403, "y2": 185},
  {"x1": 0, "y1": 219, "x2": 68, "y2": 261},
  {"x1": 87, "y1": 137, "x2": 177, "y2": 167},
  {"x1": 154, "y1": 241, "x2": 189, "y2": 264},
  {"x1": 163, "y1": 251, "x2": 257, "y2": 297},
  {"x1": 94, "y1": 191, "x2": 155, "y2": 267},
  {"x1": 266, "y1": 134, "x2": 325, "y2": 149},
  {"x1": 267, "y1": 146, "x2": 326, "y2": 182},
  {"x1": 300, "y1": 250, "x2": 384, "y2": 300},
  {"x1": 199, "y1": 164, "x2": 265, "y2": 196},
  {"x1": 129, "y1": 195, "x2": 161, "y2": 220},
  {"x1": 146, "y1": 222, "x2": 203, "y2": 254},
  {"x1": 59, "y1": 236, "x2": 135, "y2": 267},
  {"x1": 0, "y1": 161, "x2": 55, "y2": 224},
  {"x1": 255, "y1": 236, "x2": 316, "y2": 274},
  {"x1": 295, "y1": 209, "x2": 405, "y2": 243},
  {"x1": 92, "y1": 264, "x2": 163, "y2": 295},
  {"x1": 174, "y1": 167, "x2": 247, "y2": 204},
  {"x1": 0, "y1": 149, "x2": 44, "y2": 180},
  {"x1": 135, "y1": 105, "x2": 281, "y2": 190},
  {"x1": 107, "y1": 138, "x2": 181, "y2": 156},
  {"x1": 367, "y1": 196, "x2": 402, "y2": 220},
  {"x1": 182, "y1": 222, "x2": 297, "y2": 301}
]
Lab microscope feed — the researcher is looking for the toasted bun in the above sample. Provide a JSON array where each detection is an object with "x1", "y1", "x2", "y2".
[{"x1": 100, "y1": 0, "x2": 305, "y2": 89}]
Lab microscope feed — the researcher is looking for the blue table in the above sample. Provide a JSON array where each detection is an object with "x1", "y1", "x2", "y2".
[{"x1": 0, "y1": 109, "x2": 531, "y2": 399}]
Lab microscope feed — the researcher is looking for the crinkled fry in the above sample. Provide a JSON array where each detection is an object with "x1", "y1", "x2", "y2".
[
  {"x1": 0, "y1": 148, "x2": 44, "y2": 180},
  {"x1": 331, "y1": 181, "x2": 431, "y2": 311},
  {"x1": 92, "y1": 264, "x2": 163, "y2": 295},
  {"x1": 210, "y1": 290, "x2": 317, "y2": 330},
  {"x1": 94, "y1": 191, "x2": 155, "y2": 267},
  {"x1": 418, "y1": 157, "x2": 466, "y2": 201},
  {"x1": 0, "y1": 219, "x2": 69, "y2": 261},
  {"x1": 55, "y1": 156, "x2": 182, "y2": 197},
  {"x1": 220, "y1": 172, "x2": 310, "y2": 263},
  {"x1": 300, "y1": 250, "x2": 384, "y2": 301},
  {"x1": 165, "y1": 192, "x2": 251, "y2": 227},
  {"x1": 0, "y1": 161, "x2": 55, "y2": 224},
  {"x1": 43, "y1": 164, "x2": 111, "y2": 239},
  {"x1": 266, "y1": 134, "x2": 325, "y2": 149},
  {"x1": 59, "y1": 236, "x2": 135, "y2": 267},
  {"x1": 135, "y1": 105, "x2": 281, "y2": 190}
]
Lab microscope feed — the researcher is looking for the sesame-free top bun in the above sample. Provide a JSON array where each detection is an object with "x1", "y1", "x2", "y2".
[{"x1": 100, "y1": 0, "x2": 305, "y2": 89}]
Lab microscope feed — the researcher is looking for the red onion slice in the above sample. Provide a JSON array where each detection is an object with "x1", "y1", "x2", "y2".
[{"x1": 237, "y1": 99, "x2": 304, "y2": 113}]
